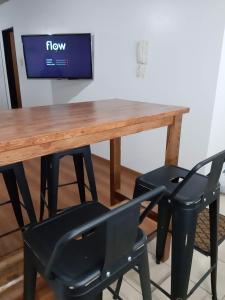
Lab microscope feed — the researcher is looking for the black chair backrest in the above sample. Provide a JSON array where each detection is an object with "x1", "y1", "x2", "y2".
[
  {"x1": 102, "y1": 202, "x2": 140, "y2": 275},
  {"x1": 171, "y1": 150, "x2": 225, "y2": 200},
  {"x1": 44, "y1": 186, "x2": 166, "y2": 279}
]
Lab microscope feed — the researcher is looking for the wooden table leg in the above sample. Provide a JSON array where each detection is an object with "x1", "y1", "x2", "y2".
[
  {"x1": 162, "y1": 114, "x2": 183, "y2": 261},
  {"x1": 165, "y1": 115, "x2": 182, "y2": 166},
  {"x1": 110, "y1": 138, "x2": 121, "y2": 205}
]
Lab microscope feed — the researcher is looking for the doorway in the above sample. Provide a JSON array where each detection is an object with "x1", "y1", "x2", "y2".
[{"x1": 2, "y1": 27, "x2": 22, "y2": 108}]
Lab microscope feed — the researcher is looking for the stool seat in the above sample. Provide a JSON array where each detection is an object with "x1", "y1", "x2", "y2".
[
  {"x1": 137, "y1": 165, "x2": 208, "y2": 204},
  {"x1": 23, "y1": 189, "x2": 167, "y2": 300}
]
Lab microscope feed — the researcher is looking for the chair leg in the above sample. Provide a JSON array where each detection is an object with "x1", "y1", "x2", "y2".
[
  {"x1": 93, "y1": 292, "x2": 103, "y2": 300},
  {"x1": 73, "y1": 154, "x2": 86, "y2": 203},
  {"x1": 171, "y1": 206, "x2": 197, "y2": 300},
  {"x1": 59, "y1": 290, "x2": 102, "y2": 300},
  {"x1": 83, "y1": 147, "x2": 98, "y2": 202},
  {"x1": 14, "y1": 163, "x2": 37, "y2": 224},
  {"x1": 47, "y1": 157, "x2": 60, "y2": 218},
  {"x1": 156, "y1": 201, "x2": 171, "y2": 264},
  {"x1": 209, "y1": 194, "x2": 220, "y2": 300},
  {"x1": 113, "y1": 276, "x2": 123, "y2": 299},
  {"x1": 138, "y1": 247, "x2": 152, "y2": 300},
  {"x1": 3, "y1": 170, "x2": 24, "y2": 228},
  {"x1": 40, "y1": 156, "x2": 48, "y2": 221},
  {"x1": 24, "y1": 244, "x2": 37, "y2": 300}
]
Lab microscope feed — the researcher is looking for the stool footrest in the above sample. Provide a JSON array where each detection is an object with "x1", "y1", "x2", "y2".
[
  {"x1": 134, "y1": 263, "x2": 216, "y2": 299},
  {"x1": 133, "y1": 265, "x2": 171, "y2": 299},
  {"x1": 187, "y1": 265, "x2": 216, "y2": 298},
  {"x1": 44, "y1": 181, "x2": 90, "y2": 191},
  {"x1": 150, "y1": 279, "x2": 171, "y2": 299}
]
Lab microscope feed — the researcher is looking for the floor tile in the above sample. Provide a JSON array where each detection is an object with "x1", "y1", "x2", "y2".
[
  {"x1": 147, "y1": 236, "x2": 157, "y2": 256},
  {"x1": 103, "y1": 280, "x2": 142, "y2": 300},
  {"x1": 189, "y1": 250, "x2": 225, "y2": 299},
  {"x1": 152, "y1": 278, "x2": 212, "y2": 299},
  {"x1": 219, "y1": 240, "x2": 225, "y2": 263},
  {"x1": 124, "y1": 252, "x2": 170, "y2": 293},
  {"x1": 148, "y1": 238, "x2": 225, "y2": 299}
]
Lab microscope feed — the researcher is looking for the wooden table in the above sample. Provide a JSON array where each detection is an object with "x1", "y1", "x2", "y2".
[
  {"x1": 0, "y1": 99, "x2": 189, "y2": 262},
  {"x1": 0, "y1": 99, "x2": 189, "y2": 203}
]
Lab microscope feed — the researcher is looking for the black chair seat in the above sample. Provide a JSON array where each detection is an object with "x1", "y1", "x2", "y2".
[
  {"x1": 24, "y1": 188, "x2": 167, "y2": 300},
  {"x1": 137, "y1": 165, "x2": 208, "y2": 204},
  {"x1": 24, "y1": 201, "x2": 145, "y2": 287}
]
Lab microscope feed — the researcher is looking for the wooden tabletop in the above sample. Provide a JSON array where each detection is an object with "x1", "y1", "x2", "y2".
[{"x1": 0, "y1": 99, "x2": 189, "y2": 166}]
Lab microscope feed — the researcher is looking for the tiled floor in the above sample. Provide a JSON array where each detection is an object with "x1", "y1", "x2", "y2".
[{"x1": 103, "y1": 194, "x2": 225, "y2": 299}]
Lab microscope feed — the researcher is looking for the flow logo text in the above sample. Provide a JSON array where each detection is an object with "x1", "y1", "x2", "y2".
[{"x1": 46, "y1": 41, "x2": 66, "y2": 51}]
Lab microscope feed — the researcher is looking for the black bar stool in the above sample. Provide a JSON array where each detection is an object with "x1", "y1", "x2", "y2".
[
  {"x1": 40, "y1": 145, "x2": 98, "y2": 220},
  {"x1": 134, "y1": 150, "x2": 225, "y2": 300},
  {"x1": 23, "y1": 186, "x2": 166, "y2": 300},
  {"x1": 0, "y1": 162, "x2": 37, "y2": 236}
]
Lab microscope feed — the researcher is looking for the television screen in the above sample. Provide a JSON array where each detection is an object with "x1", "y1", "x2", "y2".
[{"x1": 22, "y1": 34, "x2": 93, "y2": 79}]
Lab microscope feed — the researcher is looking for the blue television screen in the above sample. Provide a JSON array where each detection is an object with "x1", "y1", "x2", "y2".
[{"x1": 22, "y1": 34, "x2": 93, "y2": 79}]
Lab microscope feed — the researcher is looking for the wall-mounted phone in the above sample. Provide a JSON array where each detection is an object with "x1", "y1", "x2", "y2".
[{"x1": 136, "y1": 40, "x2": 148, "y2": 78}]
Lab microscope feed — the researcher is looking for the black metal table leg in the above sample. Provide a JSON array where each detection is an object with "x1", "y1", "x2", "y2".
[
  {"x1": 73, "y1": 154, "x2": 86, "y2": 203},
  {"x1": 3, "y1": 169, "x2": 24, "y2": 228},
  {"x1": 171, "y1": 206, "x2": 198, "y2": 300},
  {"x1": 48, "y1": 158, "x2": 60, "y2": 218},
  {"x1": 209, "y1": 191, "x2": 220, "y2": 300},
  {"x1": 40, "y1": 156, "x2": 48, "y2": 221},
  {"x1": 84, "y1": 147, "x2": 98, "y2": 202},
  {"x1": 14, "y1": 163, "x2": 37, "y2": 224},
  {"x1": 24, "y1": 243, "x2": 37, "y2": 300},
  {"x1": 139, "y1": 248, "x2": 152, "y2": 300},
  {"x1": 156, "y1": 200, "x2": 171, "y2": 264}
]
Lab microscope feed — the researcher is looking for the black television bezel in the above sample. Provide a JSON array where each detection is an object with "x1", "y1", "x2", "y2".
[{"x1": 21, "y1": 33, "x2": 93, "y2": 80}]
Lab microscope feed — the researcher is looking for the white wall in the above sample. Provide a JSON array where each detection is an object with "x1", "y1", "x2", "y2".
[
  {"x1": 207, "y1": 29, "x2": 225, "y2": 190},
  {"x1": 208, "y1": 29, "x2": 225, "y2": 157},
  {"x1": 0, "y1": 0, "x2": 225, "y2": 173},
  {"x1": 0, "y1": 0, "x2": 53, "y2": 107}
]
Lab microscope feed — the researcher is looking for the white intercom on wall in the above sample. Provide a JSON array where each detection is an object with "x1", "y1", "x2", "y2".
[{"x1": 136, "y1": 41, "x2": 148, "y2": 78}]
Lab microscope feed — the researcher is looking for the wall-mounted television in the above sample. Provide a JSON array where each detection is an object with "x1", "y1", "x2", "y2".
[{"x1": 22, "y1": 33, "x2": 93, "y2": 79}]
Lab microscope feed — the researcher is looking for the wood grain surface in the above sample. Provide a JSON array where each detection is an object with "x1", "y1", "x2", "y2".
[{"x1": 0, "y1": 99, "x2": 189, "y2": 166}]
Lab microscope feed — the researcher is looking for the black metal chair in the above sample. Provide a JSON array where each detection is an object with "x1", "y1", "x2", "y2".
[
  {"x1": 133, "y1": 150, "x2": 225, "y2": 300},
  {"x1": 0, "y1": 162, "x2": 37, "y2": 238},
  {"x1": 40, "y1": 145, "x2": 98, "y2": 221},
  {"x1": 23, "y1": 186, "x2": 166, "y2": 300}
]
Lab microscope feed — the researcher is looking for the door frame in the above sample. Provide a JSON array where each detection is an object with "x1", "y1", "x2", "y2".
[
  {"x1": 0, "y1": 41, "x2": 10, "y2": 108},
  {"x1": 2, "y1": 27, "x2": 22, "y2": 108}
]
